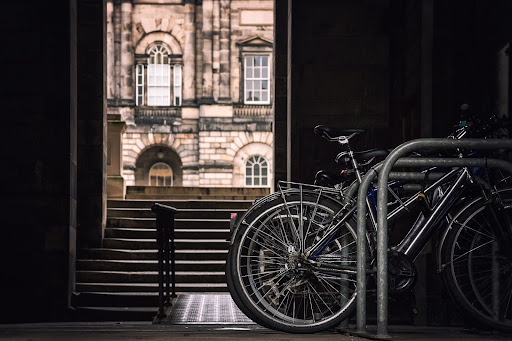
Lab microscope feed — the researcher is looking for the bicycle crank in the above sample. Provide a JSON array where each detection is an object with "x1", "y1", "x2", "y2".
[{"x1": 388, "y1": 251, "x2": 417, "y2": 294}]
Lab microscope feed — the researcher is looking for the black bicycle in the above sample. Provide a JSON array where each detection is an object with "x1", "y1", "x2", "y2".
[{"x1": 226, "y1": 113, "x2": 512, "y2": 333}]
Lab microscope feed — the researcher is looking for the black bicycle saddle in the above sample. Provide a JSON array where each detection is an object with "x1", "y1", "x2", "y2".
[{"x1": 314, "y1": 125, "x2": 366, "y2": 140}]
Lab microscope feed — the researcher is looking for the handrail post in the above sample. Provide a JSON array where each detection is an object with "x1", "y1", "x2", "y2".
[
  {"x1": 152, "y1": 203, "x2": 178, "y2": 318},
  {"x1": 170, "y1": 215, "x2": 177, "y2": 299}
]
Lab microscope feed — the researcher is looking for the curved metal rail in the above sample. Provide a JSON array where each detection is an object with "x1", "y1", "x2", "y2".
[{"x1": 349, "y1": 138, "x2": 512, "y2": 340}]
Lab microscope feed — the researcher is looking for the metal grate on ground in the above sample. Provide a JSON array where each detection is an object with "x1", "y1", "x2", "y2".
[{"x1": 166, "y1": 294, "x2": 255, "y2": 324}]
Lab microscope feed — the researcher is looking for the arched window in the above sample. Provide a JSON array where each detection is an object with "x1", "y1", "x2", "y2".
[
  {"x1": 149, "y1": 162, "x2": 173, "y2": 186},
  {"x1": 135, "y1": 44, "x2": 182, "y2": 107},
  {"x1": 147, "y1": 45, "x2": 170, "y2": 106},
  {"x1": 245, "y1": 155, "x2": 268, "y2": 187}
]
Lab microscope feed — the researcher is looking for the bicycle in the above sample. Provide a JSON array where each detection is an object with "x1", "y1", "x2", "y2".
[{"x1": 226, "y1": 113, "x2": 512, "y2": 333}]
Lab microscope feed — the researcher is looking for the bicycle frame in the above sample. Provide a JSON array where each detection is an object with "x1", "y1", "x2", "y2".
[{"x1": 307, "y1": 165, "x2": 491, "y2": 274}]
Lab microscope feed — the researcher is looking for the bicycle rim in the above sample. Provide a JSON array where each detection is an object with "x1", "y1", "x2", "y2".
[
  {"x1": 445, "y1": 193, "x2": 512, "y2": 332},
  {"x1": 232, "y1": 194, "x2": 358, "y2": 332}
]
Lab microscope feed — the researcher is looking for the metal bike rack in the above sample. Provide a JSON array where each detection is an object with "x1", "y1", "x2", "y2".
[
  {"x1": 346, "y1": 138, "x2": 512, "y2": 340},
  {"x1": 152, "y1": 203, "x2": 178, "y2": 319}
]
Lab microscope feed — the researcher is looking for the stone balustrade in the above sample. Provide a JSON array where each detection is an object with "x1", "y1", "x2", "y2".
[{"x1": 233, "y1": 105, "x2": 273, "y2": 117}]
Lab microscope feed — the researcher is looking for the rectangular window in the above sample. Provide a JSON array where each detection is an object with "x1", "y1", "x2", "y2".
[
  {"x1": 244, "y1": 56, "x2": 270, "y2": 104},
  {"x1": 173, "y1": 65, "x2": 182, "y2": 106},
  {"x1": 147, "y1": 64, "x2": 170, "y2": 106},
  {"x1": 136, "y1": 64, "x2": 144, "y2": 106}
]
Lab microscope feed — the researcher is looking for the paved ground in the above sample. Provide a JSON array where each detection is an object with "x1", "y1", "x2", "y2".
[
  {"x1": 1, "y1": 295, "x2": 511, "y2": 340},
  {"x1": 0, "y1": 322, "x2": 511, "y2": 341}
]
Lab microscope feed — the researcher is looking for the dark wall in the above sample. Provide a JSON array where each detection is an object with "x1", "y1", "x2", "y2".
[
  {"x1": 276, "y1": 0, "x2": 512, "y2": 184},
  {"x1": 1, "y1": 0, "x2": 78, "y2": 322},
  {"x1": 77, "y1": 0, "x2": 107, "y2": 248},
  {"x1": 274, "y1": 0, "x2": 512, "y2": 327},
  {"x1": 433, "y1": 0, "x2": 512, "y2": 138},
  {"x1": 288, "y1": 1, "x2": 401, "y2": 184},
  {"x1": 0, "y1": 0, "x2": 105, "y2": 322}
]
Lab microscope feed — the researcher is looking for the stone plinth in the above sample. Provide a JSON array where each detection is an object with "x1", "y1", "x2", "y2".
[{"x1": 107, "y1": 114, "x2": 127, "y2": 198}]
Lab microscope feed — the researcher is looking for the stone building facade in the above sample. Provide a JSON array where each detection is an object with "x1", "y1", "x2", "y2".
[{"x1": 107, "y1": 0, "x2": 274, "y2": 188}]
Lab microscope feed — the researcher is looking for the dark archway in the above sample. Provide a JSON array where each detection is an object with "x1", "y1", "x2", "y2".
[{"x1": 134, "y1": 145, "x2": 183, "y2": 186}]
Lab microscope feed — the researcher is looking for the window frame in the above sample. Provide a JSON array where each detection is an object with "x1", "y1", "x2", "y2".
[
  {"x1": 245, "y1": 155, "x2": 269, "y2": 187},
  {"x1": 147, "y1": 45, "x2": 171, "y2": 107},
  {"x1": 243, "y1": 55, "x2": 271, "y2": 105},
  {"x1": 149, "y1": 162, "x2": 173, "y2": 186},
  {"x1": 173, "y1": 65, "x2": 182, "y2": 106},
  {"x1": 134, "y1": 43, "x2": 183, "y2": 107},
  {"x1": 136, "y1": 64, "x2": 144, "y2": 106}
]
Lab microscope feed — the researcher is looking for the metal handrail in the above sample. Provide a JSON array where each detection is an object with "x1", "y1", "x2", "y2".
[
  {"x1": 350, "y1": 138, "x2": 512, "y2": 340},
  {"x1": 152, "y1": 203, "x2": 178, "y2": 318}
]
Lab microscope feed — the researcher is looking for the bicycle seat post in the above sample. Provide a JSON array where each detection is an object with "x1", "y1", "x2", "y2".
[{"x1": 338, "y1": 135, "x2": 364, "y2": 183}]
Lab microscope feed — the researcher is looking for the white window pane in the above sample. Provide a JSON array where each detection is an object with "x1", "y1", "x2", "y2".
[
  {"x1": 174, "y1": 65, "x2": 182, "y2": 107},
  {"x1": 254, "y1": 68, "x2": 260, "y2": 78},
  {"x1": 246, "y1": 91, "x2": 253, "y2": 101},
  {"x1": 245, "y1": 156, "x2": 269, "y2": 187},
  {"x1": 254, "y1": 80, "x2": 261, "y2": 90},
  {"x1": 262, "y1": 91, "x2": 268, "y2": 102},
  {"x1": 136, "y1": 65, "x2": 145, "y2": 106},
  {"x1": 262, "y1": 67, "x2": 268, "y2": 78},
  {"x1": 262, "y1": 57, "x2": 268, "y2": 66},
  {"x1": 246, "y1": 68, "x2": 253, "y2": 78},
  {"x1": 262, "y1": 80, "x2": 268, "y2": 90},
  {"x1": 246, "y1": 57, "x2": 253, "y2": 66},
  {"x1": 254, "y1": 91, "x2": 260, "y2": 102},
  {"x1": 254, "y1": 56, "x2": 261, "y2": 66}
]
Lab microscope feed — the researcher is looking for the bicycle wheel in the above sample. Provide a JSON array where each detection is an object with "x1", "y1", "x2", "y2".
[
  {"x1": 441, "y1": 188, "x2": 512, "y2": 332},
  {"x1": 225, "y1": 245, "x2": 274, "y2": 328},
  {"x1": 229, "y1": 191, "x2": 361, "y2": 333}
]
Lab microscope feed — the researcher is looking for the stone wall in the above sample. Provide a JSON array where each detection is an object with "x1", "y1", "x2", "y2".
[{"x1": 107, "y1": 0, "x2": 274, "y2": 189}]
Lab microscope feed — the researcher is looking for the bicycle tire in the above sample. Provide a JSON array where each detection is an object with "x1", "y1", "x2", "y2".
[
  {"x1": 441, "y1": 188, "x2": 512, "y2": 333},
  {"x1": 225, "y1": 245, "x2": 274, "y2": 328},
  {"x1": 229, "y1": 191, "x2": 362, "y2": 333}
]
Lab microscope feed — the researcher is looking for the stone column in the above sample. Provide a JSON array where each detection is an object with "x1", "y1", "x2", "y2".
[
  {"x1": 107, "y1": 114, "x2": 127, "y2": 199},
  {"x1": 106, "y1": 1, "x2": 115, "y2": 101},
  {"x1": 183, "y1": 1, "x2": 196, "y2": 104},
  {"x1": 120, "y1": 0, "x2": 133, "y2": 104},
  {"x1": 113, "y1": 0, "x2": 121, "y2": 102},
  {"x1": 212, "y1": 0, "x2": 220, "y2": 101},
  {"x1": 202, "y1": 0, "x2": 214, "y2": 101},
  {"x1": 195, "y1": 1, "x2": 203, "y2": 102},
  {"x1": 219, "y1": 0, "x2": 231, "y2": 101}
]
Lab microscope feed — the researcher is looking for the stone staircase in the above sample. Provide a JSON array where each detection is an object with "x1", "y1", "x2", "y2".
[{"x1": 73, "y1": 188, "x2": 268, "y2": 320}]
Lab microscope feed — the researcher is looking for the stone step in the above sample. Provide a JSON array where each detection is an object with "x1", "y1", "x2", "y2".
[
  {"x1": 126, "y1": 194, "x2": 264, "y2": 201},
  {"x1": 102, "y1": 238, "x2": 229, "y2": 250},
  {"x1": 77, "y1": 248, "x2": 228, "y2": 261},
  {"x1": 73, "y1": 306, "x2": 156, "y2": 321},
  {"x1": 104, "y1": 228, "x2": 230, "y2": 240},
  {"x1": 125, "y1": 186, "x2": 269, "y2": 201},
  {"x1": 76, "y1": 271, "x2": 226, "y2": 283},
  {"x1": 107, "y1": 199, "x2": 253, "y2": 210},
  {"x1": 73, "y1": 292, "x2": 159, "y2": 308},
  {"x1": 107, "y1": 218, "x2": 230, "y2": 229},
  {"x1": 75, "y1": 282, "x2": 228, "y2": 293},
  {"x1": 107, "y1": 208, "x2": 246, "y2": 219},
  {"x1": 77, "y1": 259, "x2": 225, "y2": 272}
]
